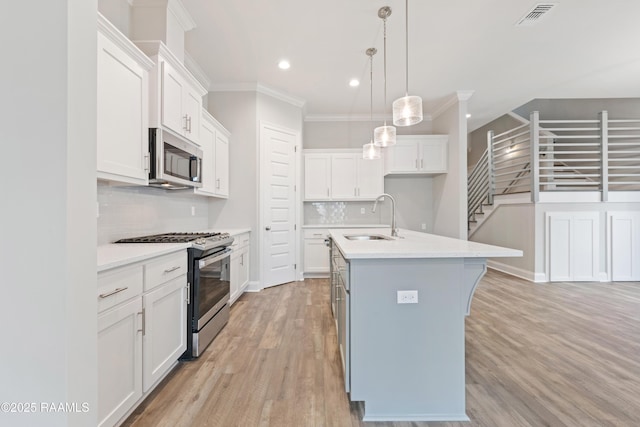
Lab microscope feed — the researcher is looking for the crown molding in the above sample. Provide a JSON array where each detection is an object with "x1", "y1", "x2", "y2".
[
  {"x1": 431, "y1": 90, "x2": 475, "y2": 120},
  {"x1": 184, "y1": 51, "x2": 211, "y2": 91},
  {"x1": 304, "y1": 113, "x2": 433, "y2": 123},
  {"x1": 457, "y1": 90, "x2": 475, "y2": 101},
  {"x1": 98, "y1": 13, "x2": 154, "y2": 70},
  {"x1": 209, "y1": 82, "x2": 306, "y2": 108}
]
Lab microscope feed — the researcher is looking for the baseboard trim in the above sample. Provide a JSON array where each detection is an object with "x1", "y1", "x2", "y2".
[
  {"x1": 362, "y1": 413, "x2": 470, "y2": 422},
  {"x1": 245, "y1": 281, "x2": 262, "y2": 292},
  {"x1": 487, "y1": 260, "x2": 536, "y2": 282}
]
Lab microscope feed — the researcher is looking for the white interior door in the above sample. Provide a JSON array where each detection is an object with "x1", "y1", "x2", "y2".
[{"x1": 261, "y1": 123, "x2": 298, "y2": 288}]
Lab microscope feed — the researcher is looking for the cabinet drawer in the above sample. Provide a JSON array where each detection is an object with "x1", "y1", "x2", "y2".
[
  {"x1": 230, "y1": 232, "x2": 250, "y2": 250},
  {"x1": 98, "y1": 263, "x2": 143, "y2": 313},
  {"x1": 144, "y1": 251, "x2": 187, "y2": 292},
  {"x1": 303, "y1": 229, "x2": 329, "y2": 239}
]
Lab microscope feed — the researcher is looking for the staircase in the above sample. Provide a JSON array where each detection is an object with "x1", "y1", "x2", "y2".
[{"x1": 468, "y1": 110, "x2": 640, "y2": 236}]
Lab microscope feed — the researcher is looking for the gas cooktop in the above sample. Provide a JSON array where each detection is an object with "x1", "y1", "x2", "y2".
[{"x1": 116, "y1": 232, "x2": 234, "y2": 251}]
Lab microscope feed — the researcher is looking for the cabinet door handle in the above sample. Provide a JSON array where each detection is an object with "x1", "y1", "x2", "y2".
[
  {"x1": 137, "y1": 311, "x2": 143, "y2": 333},
  {"x1": 99, "y1": 287, "x2": 128, "y2": 299},
  {"x1": 164, "y1": 266, "x2": 181, "y2": 273},
  {"x1": 141, "y1": 307, "x2": 146, "y2": 336},
  {"x1": 216, "y1": 178, "x2": 220, "y2": 189},
  {"x1": 240, "y1": 254, "x2": 244, "y2": 266},
  {"x1": 327, "y1": 188, "x2": 330, "y2": 197},
  {"x1": 415, "y1": 159, "x2": 418, "y2": 169},
  {"x1": 183, "y1": 115, "x2": 189, "y2": 131},
  {"x1": 421, "y1": 158, "x2": 424, "y2": 169},
  {"x1": 187, "y1": 116, "x2": 192, "y2": 133},
  {"x1": 186, "y1": 283, "x2": 190, "y2": 304}
]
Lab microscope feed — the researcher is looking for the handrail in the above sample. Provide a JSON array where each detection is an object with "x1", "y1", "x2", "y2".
[{"x1": 467, "y1": 109, "x2": 640, "y2": 233}]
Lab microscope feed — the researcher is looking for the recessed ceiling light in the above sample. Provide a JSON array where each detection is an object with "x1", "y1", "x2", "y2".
[
  {"x1": 278, "y1": 60, "x2": 290, "y2": 70},
  {"x1": 349, "y1": 79, "x2": 360, "y2": 87},
  {"x1": 466, "y1": 113, "x2": 472, "y2": 118}
]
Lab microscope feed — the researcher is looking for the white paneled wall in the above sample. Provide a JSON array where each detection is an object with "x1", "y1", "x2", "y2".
[
  {"x1": 546, "y1": 212, "x2": 600, "y2": 281},
  {"x1": 97, "y1": 182, "x2": 209, "y2": 244},
  {"x1": 608, "y1": 212, "x2": 640, "y2": 281}
]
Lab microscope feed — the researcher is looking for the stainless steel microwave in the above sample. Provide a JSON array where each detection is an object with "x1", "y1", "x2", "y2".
[{"x1": 148, "y1": 128, "x2": 203, "y2": 189}]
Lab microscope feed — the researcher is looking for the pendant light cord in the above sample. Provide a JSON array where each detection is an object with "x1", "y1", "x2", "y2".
[
  {"x1": 370, "y1": 53, "x2": 374, "y2": 130},
  {"x1": 405, "y1": 0, "x2": 409, "y2": 96},
  {"x1": 383, "y1": 15, "x2": 388, "y2": 125}
]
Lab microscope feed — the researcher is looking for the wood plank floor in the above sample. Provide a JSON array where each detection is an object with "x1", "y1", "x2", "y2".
[{"x1": 123, "y1": 270, "x2": 640, "y2": 427}]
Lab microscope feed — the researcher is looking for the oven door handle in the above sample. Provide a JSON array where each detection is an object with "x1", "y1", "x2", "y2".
[{"x1": 198, "y1": 247, "x2": 233, "y2": 269}]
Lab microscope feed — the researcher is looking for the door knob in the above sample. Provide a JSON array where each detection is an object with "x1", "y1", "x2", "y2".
[{"x1": 265, "y1": 226, "x2": 271, "y2": 231}]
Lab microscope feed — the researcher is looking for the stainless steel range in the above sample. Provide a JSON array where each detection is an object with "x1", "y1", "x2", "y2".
[{"x1": 116, "y1": 232, "x2": 234, "y2": 359}]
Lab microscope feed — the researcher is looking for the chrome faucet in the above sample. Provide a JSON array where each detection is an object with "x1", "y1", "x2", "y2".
[{"x1": 372, "y1": 193, "x2": 398, "y2": 237}]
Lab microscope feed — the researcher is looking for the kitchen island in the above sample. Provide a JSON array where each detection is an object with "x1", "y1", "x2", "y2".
[{"x1": 328, "y1": 228, "x2": 522, "y2": 422}]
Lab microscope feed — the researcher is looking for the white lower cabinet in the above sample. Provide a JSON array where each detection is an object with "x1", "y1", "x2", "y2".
[
  {"x1": 98, "y1": 298, "x2": 142, "y2": 427},
  {"x1": 303, "y1": 229, "x2": 330, "y2": 275},
  {"x1": 142, "y1": 276, "x2": 187, "y2": 391},
  {"x1": 230, "y1": 232, "x2": 251, "y2": 304},
  {"x1": 97, "y1": 250, "x2": 187, "y2": 427}
]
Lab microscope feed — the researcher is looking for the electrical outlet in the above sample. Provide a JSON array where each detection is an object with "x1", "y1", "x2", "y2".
[
  {"x1": 191, "y1": 206, "x2": 196, "y2": 216},
  {"x1": 397, "y1": 290, "x2": 418, "y2": 304},
  {"x1": 421, "y1": 223, "x2": 426, "y2": 230},
  {"x1": 360, "y1": 208, "x2": 366, "y2": 214}
]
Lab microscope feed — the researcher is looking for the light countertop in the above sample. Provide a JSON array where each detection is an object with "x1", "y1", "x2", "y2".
[
  {"x1": 329, "y1": 228, "x2": 523, "y2": 260},
  {"x1": 302, "y1": 224, "x2": 388, "y2": 229},
  {"x1": 98, "y1": 243, "x2": 191, "y2": 272},
  {"x1": 98, "y1": 228, "x2": 251, "y2": 272}
]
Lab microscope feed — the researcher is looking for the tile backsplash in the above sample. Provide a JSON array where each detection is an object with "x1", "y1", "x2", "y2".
[
  {"x1": 97, "y1": 182, "x2": 209, "y2": 245},
  {"x1": 304, "y1": 201, "x2": 386, "y2": 225}
]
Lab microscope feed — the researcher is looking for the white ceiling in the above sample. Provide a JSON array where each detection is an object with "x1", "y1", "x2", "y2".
[{"x1": 181, "y1": 0, "x2": 640, "y2": 131}]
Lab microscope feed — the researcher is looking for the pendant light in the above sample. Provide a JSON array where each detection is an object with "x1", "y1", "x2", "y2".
[
  {"x1": 363, "y1": 48, "x2": 381, "y2": 160},
  {"x1": 374, "y1": 6, "x2": 396, "y2": 147},
  {"x1": 392, "y1": 0, "x2": 423, "y2": 126}
]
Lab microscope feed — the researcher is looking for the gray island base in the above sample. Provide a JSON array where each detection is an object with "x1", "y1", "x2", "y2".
[{"x1": 329, "y1": 228, "x2": 522, "y2": 422}]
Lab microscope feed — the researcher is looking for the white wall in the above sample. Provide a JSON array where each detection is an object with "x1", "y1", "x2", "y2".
[
  {"x1": 1, "y1": 1, "x2": 97, "y2": 426},
  {"x1": 207, "y1": 90, "x2": 303, "y2": 285},
  {"x1": 207, "y1": 91, "x2": 259, "y2": 280},
  {"x1": 304, "y1": 119, "x2": 433, "y2": 149},
  {"x1": 97, "y1": 183, "x2": 210, "y2": 244},
  {"x1": 384, "y1": 176, "x2": 434, "y2": 232},
  {"x1": 98, "y1": 0, "x2": 132, "y2": 36},
  {"x1": 431, "y1": 96, "x2": 469, "y2": 239},
  {"x1": 470, "y1": 204, "x2": 536, "y2": 280},
  {"x1": 514, "y1": 98, "x2": 640, "y2": 121}
]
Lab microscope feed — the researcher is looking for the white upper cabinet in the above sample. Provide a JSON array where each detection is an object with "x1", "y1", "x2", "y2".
[
  {"x1": 135, "y1": 41, "x2": 207, "y2": 146},
  {"x1": 384, "y1": 135, "x2": 448, "y2": 175},
  {"x1": 214, "y1": 130, "x2": 230, "y2": 198},
  {"x1": 304, "y1": 150, "x2": 384, "y2": 201},
  {"x1": 97, "y1": 14, "x2": 154, "y2": 186},
  {"x1": 195, "y1": 110, "x2": 230, "y2": 198},
  {"x1": 304, "y1": 154, "x2": 332, "y2": 200},
  {"x1": 331, "y1": 154, "x2": 358, "y2": 199}
]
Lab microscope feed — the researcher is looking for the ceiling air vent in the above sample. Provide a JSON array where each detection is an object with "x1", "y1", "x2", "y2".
[{"x1": 516, "y1": 3, "x2": 557, "y2": 26}]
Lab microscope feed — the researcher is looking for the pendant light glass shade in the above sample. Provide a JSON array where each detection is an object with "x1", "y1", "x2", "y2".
[
  {"x1": 374, "y1": 125, "x2": 396, "y2": 147},
  {"x1": 392, "y1": 0, "x2": 423, "y2": 127},
  {"x1": 374, "y1": 6, "x2": 396, "y2": 147},
  {"x1": 393, "y1": 95, "x2": 423, "y2": 126},
  {"x1": 362, "y1": 141, "x2": 381, "y2": 159}
]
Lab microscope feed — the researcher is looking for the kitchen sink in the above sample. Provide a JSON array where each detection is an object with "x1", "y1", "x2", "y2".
[{"x1": 344, "y1": 234, "x2": 393, "y2": 241}]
